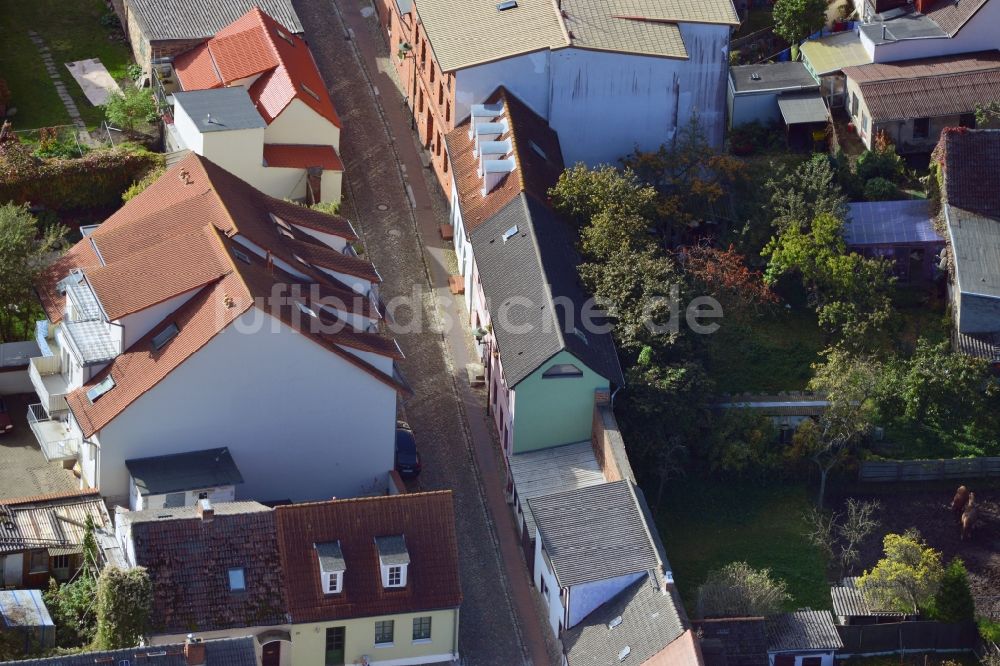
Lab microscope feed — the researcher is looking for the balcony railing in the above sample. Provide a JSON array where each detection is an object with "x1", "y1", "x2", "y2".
[
  {"x1": 27, "y1": 403, "x2": 80, "y2": 463},
  {"x1": 28, "y1": 355, "x2": 70, "y2": 414}
]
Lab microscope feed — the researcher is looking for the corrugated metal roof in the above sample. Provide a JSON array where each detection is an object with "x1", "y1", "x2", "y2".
[
  {"x1": 528, "y1": 480, "x2": 660, "y2": 587},
  {"x1": 801, "y1": 31, "x2": 872, "y2": 77},
  {"x1": 126, "y1": 0, "x2": 302, "y2": 41},
  {"x1": 844, "y1": 51, "x2": 1000, "y2": 122},
  {"x1": 508, "y1": 442, "x2": 605, "y2": 540},
  {"x1": 766, "y1": 610, "x2": 844, "y2": 652},
  {"x1": 0, "y1": 493, "x2": 112, "y2": 555},
  {"x1": 777, "y1": 91, "x2": 829, "y2": 124},
  {"x1": 946, "y1": 205, "x2": 1000, "y2": 299}
]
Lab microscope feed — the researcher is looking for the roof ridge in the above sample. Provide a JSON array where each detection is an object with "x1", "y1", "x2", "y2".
[
  {"x1": 273, "y1": 489, "x2": 453, "y2": 512},
  {"x1": 519, "y1": 194, "x2": 568, "y2": 354}
]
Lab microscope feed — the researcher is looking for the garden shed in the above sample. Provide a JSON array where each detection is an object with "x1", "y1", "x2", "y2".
[
  {"x1": 0, "y1": 589, "x2": 55, "y2": 656},
  {"x1": 728, "y1": 62, "x2": 820, "y2": 128},
  {"x1": 844, "y1": 200, "x2": 945, "y2": 283}
]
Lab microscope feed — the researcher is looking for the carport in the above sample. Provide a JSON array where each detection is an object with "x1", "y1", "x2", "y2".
[{"x1": 778, "y1": 91, "x2": 830, "y2": 152}]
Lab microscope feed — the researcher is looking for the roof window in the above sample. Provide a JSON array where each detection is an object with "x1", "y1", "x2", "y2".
[
  {"x1": 274, "y1": 27, "x2": 294, "y2": 45},
  {"x1": 543, "y1": 363, "x2": 583, "y2": 378},
  {"x1": 608, "y1": 616, "x2": 623, "y2": 629},
  {"x1": 497, "y1": 0, "x2": 518, "y2": 10},
  {"x1": 300, "y1": 83, "x2": 321, "y2": 101},
  {"x1": 151, "y1": 323, "x2": 179, "y2": 351},
  {"x1": 502, "y1": 225, "x2": 518, "y2": 243},
  {"x1": 86, "y1": 375, "x2": 116, "y2": 404},
  {"x1": 618, "y1": 646, "x2": 631, "y2": 661},
  {"x1": 528, "y1": 140, "x2": 548, "y2": 161},
  {"x1": 296, "y1": 301, "x2": 318, "y2": 318},
  {"x1": 233, "y1": 248, "x2": 251, "y2": 264},
  {"x1": 228, "y1": 567, "x2": 246, "y2": 592}
]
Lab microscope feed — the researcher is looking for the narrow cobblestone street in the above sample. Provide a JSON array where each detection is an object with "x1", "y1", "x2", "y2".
[{"x1": 291, "y1": 0, "x2": 557, "y2": 663}]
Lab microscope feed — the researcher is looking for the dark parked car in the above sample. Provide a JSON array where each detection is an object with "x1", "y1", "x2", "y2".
[
  {"x1": 0, "y1": 398, "x2": 13, "y2": 434},
  {"x1": 394, "y1": 422, "x2": 421, "y2": 478}
]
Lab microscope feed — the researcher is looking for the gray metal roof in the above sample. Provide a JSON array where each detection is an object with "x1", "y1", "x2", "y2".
[
  {"x1": 859, "y1": 13, "x2": 946, "y2": 43},
  {"x1": 845, "y1": 200, "x2": 943, "y2": 246},
  {"x1": 127, "y1": 0, "x2": 302, "y2": 41},
  {"x1": 0, "y1": 341, "x2": 39, "y2": 369},
  {"x1": 528, "y1": 480, "x2": 659, "y2": 587},
  {"x1": 831, "y1": 577, "x2": 906, "y2": 618},
  {"x1": 0, "y1": 590, "x2": 54, "y2": 629},
  {"x1": 469, "y1": 193, "x2": 623, "y2": 387},
  {"x1": 766, "y1": 610, "x2": 844, "y2": 652},
  {"x1": 946, "y1": 205, "x2": 1000, "y2": 298},
  {"x1": 777, "y1": 91, "x2": 829, "y2": 125},
  {"x1": 562, "y1": 571, "x2": 686, "y2": 665},
  {"x1": 955, "y1": 330, "x2": 1000, "y2": 361},
  {"x1": 172, "y1": 89, "x2": 267, "y2": 133},
  {"x1": 730, "y1": 62, "x2": 818, "y2": 93},
  {"x1": 374, "y1": 535, "x2": 410, "y2": 565},
  {"x1": 508, "y1": 442, "x2": 605, "y2": 540},
  {"x1": 124, "y1": 501, "x2": 271, "y2": 524},
  {"x1": 126, "y1": 447, "x2": 244, "y2": 496},
  {"x1": 315, "y1": 541, "x2": 345, "y2": 572},
  {"x1": 0, "y1": 636, "x2": 257, "y2": 666}
]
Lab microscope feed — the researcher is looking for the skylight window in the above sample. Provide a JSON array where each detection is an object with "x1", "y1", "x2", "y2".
[
  {"x1": 300, "y1": 83, "x2": 321, "y2": 101},
  {"x1": 572, "y1": 327, "x2": 589, "y2": 345},
  {"x1": 296, "y1": 301, "x2": 318, "y2": 318},
  {"x1": 274, "y1": 27, "x2": 294, "y2": 45},
  {"x1": 228, "y1": 567, "x2": 246, "y2": 592},
  {"x1": 497, "y1": 0, "x2": 518, "y2": 10},
  {"x1": 502, "y1": 225, "x2": 518, "y2": 242},
  {"x1": 528, "y1": 140, "x2": 547, "y2": 161},
  {"x1": 151, "y1": 323, "x2": 179, "y2": 351},
  {"x1": 233, "y1": 248, "x2": 250, "y2": 264},
  {"x1": 86, "y1": 376, "x2": 116, "y2": 404},
  {"x1": 272, "y1": 214, "x2": 292, "y2": 231}
]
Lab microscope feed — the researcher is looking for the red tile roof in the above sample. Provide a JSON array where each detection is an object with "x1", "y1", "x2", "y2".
[
  {"x1": 844, "y1": 51, "x2": 1000, "y2": 122},
  {"x1": 174, "y1": 8, "x2": 342, "y2": 129},
  {"x1": 444, "y1": 86, "x2": 565, "y2": 236},
  {"x1": 40, "y1": 153, "x2": 404, "y2": 437},
  {"x1": 275, "y1": 492, "x2": 462, "y2": 623},
  {"x1": 935, "y1": 127, "x2": 1000, "y2": 218},
  {"x1": 263, "y1": 143, "x2": 344, "y2": 171}
]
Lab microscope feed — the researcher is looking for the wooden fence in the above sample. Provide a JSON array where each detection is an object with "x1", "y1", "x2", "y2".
[
  {"x1": 859, "y1": 456, "x2": 1000, "y2": 483},
  {"x1": 837, "y1": 621, "x2": 979, "y2": 657}
]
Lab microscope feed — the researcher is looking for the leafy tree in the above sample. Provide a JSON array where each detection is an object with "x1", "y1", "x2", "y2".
[
  {"x1": 702, "y1": 409, "x2": 783, "y2": 482},
  {"x1": 549, "y1": 164, "x2": 657, "y2": 230},
  {"x1": 773, "y1": 0, "x2": 827, "y2": 45},
  {"x1": 856, "y1": 132, "x2": 906, "y2": 183},
  {"x1": 102, "y1": 87, "x2": 157, "y2": 134},
  {"x1": 622, "y1": 116, "x2": 745, "y2": 243},
  {"x1": 696, "y1": 561, "x2": 791, "y2": 618},
  {"x1": 680, "y1": 242, "x2": 778, "y2": 321},
  {"x1": 764, "y1": 211, "x2": 846, "y2": 293},
  {"x1": 95, "y1": 567, "x2": 152, "y2": 650},
  {"x1": 859, "y1": 530, "x2": 944, "y2": 615},
  {"x1": 793, "y1": 350, "x2": 880, "y2": 507},
  {"x1": 766, "y1": 154, "x2": 848, "y2": 232},
  {"x1": 45, "y1": 575, "x2": 98, "y2": 648},
  {"x1": 0, "y1": 203, "x2": 66, "y2": 341},
  {"x1": 929, "y1": 559, "x2": 976, "y2": 624},
  {"x1": 976, "y1": 101, "x2": 1000, "y2": 129},
  {"x1": 864, "y1": 177, "x2": 898, "y2": 201},
  {"x1": 579, "y1": 248, "x2": 684, "y2": 355}
]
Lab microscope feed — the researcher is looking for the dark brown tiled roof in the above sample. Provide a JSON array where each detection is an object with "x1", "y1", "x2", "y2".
[
  {"x1": 130, "y1": 505, "x2": 288, "y2": 635},
  {"x1": 275, "y1": 492, "x2": 462, "y2": 623},
  {"x1": 924, "y1": 0, "x2": 990, "y2": 35},
  {"x1": 935, "y1": 127, "x2": 1000, "y2": 218},
  {"x1": 444, "y1": 86, "x2": 564, "y2": 236},
  {"x1": 843, "y1": 51, "x2": 1000, "y2": 122}
]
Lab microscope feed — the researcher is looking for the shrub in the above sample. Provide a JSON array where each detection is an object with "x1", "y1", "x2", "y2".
[
  {"x1": 0, "y1": 134, "x2": 164, "y2": 211},
  {"x1": 928, "y1": 559, "x2": 975, "y2": 623},
  {"x1": 856, "y1": 134, "x2": 906, "y2": 184},
  {"x1": 103, "y1": 87, "x2": 157, "y2": 134},
  {"x1": 122, "y1": 165, "x2": 165, "y2": 202},
  {"x1": 310, "y1": 200, "x2": 341, "y2": 216},
  {"x1": 980, "y1": 618, "x2": 1000, "y2": 644},
  {"x1": 864, "y1": 177, "x2": 898, "y2": 201}
]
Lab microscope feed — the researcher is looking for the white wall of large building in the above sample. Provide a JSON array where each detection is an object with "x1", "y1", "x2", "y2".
[
  {"x1": 93, "y1": 310, "x2": 396, "y2": 505},
  {"x1": 861, "y1": 1, "x2": 1000, "y2": 62}
]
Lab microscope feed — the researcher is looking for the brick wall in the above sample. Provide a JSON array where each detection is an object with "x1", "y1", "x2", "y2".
[{"x1": 590, "y1": 399, "x2": 636, "y2": 484}]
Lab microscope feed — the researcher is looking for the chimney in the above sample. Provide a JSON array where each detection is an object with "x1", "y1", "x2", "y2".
[
  {"x1": 914, "y1": 0, "x2": 929, "y2": 12},
  {"x1": 184, "y1": 635, "x2": 206, "y2": 666},
  {"x1": 196, "y1": 498, "x2": 214, "y2": 522}
]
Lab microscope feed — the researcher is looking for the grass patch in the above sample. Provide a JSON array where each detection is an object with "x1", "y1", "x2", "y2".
[
  {"x1": 705, "y1": 308, "x2": 826, "y2": 394},
  {"x1": 0, "y1": 0, "x2": 131, "y2": 130},
  {"x1": 655, "y1": 478, "x2": 830, "y2": 617},
  {"x1": 842, "y1": 655, "x2": 978, "y2": 666}
]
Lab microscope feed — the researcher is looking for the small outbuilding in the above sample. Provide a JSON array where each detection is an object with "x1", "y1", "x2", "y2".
[
  {"x1": 766, "y1": 610, "x2": 843, "y2": 666},
  {"x1": 728, "y1": 62, "x2": 821, "y2": 128},
  {"x1": 125, "y1": 447, "x2": 244, "y2": 511},
  {"x1": 831, "y1": 577, "x2": 907, "y2": 626},
  {"x1": 0, "y1": 590, "x2": 55, "y2": 656},
  {"x1": 844, "y1": 200, "x2": 945, "y2": 283}
]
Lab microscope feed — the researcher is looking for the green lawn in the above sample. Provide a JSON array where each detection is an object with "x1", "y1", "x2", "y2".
[
  {"x1": 0, "y1": 0, "x2": 131, "y2": 130},
  {"x1": 705, "y1": 308, "x2": 826, "y2": 394},
  {"x1": 842, "y1": 655, "x2": 978, "y2": 666},
  {"x1": 654, "y1": 479, "x2": 830, "y2": 617}
]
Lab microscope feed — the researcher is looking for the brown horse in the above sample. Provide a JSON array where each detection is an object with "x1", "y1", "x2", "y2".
[
  {"x1": 961, "y1": 492, "x2": 978, "y2": 541},
  {"x1": 951, "y1": 485, "x2": 970, "y2": 520}
]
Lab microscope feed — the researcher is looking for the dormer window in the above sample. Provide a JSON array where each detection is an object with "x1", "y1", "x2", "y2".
[
  {"x1": 316, "y1": 541, "x2": 345, "y2": 595},
  {"x1": 374, "y1": 535, "x2": 409, "y2": 589}
]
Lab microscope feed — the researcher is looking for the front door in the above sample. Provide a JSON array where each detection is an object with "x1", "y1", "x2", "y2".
[
  {"x1": 261, "y1": 641, "x2": 281, "y2": 666},
  {"x1": 325, "y1": 627, "x2": 345, "y2": 666}
]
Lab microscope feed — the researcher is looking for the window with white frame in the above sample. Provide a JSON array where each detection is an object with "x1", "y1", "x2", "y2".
[
  {"x1": 387, "y1": 565, "x2": 402, "y2": 587},
  {"x1": 412, "y1": 616, "x2": 432, "y2": 641},
  {"x1": 325, "y1": 571, "x2": 343, "y2": 594}
]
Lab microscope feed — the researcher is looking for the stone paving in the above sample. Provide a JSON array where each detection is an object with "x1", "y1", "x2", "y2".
[
  {"x1": 0, "y1": 393, "x2": 79, "y2": 501},
  {"x1": 26, "y1": 30, "x2": 88, "y2": 135},
  {"x1": 291, "y1": 0, "x2": 558, "y2": 662}
]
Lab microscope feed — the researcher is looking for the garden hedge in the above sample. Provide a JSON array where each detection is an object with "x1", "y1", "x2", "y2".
[{"x1": 0, "y1": 137, "x2": 163, "y2": 211}]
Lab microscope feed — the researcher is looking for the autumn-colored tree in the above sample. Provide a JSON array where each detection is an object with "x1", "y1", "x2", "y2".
[
  {"x1": 680, "y1": 241, "x2": 777, "y2": 320},
  {"x1": 859, "y1": 530, "x2": 944, "y2": 615}
]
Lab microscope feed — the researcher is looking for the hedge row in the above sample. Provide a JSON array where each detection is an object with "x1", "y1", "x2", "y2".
[{"x1": 0, "y1": 137, "x2": 163, "y2": 211}]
